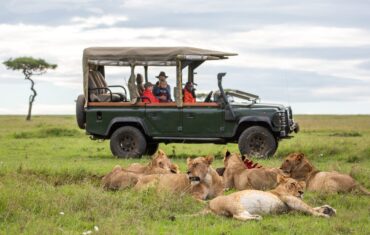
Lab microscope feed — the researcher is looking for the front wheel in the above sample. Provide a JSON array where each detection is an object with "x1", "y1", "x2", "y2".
[
  {"x1": 238, "y1": 126, "x2": 277, "y2": 158},
  {"x1": 110, "y1": 126, "x2": 147, "y2": 158}
]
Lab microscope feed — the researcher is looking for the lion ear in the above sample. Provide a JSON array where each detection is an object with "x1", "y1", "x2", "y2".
[
  {"x1": 205, "y1": 155, "x2": 214, "y2": 165},
  {"x1": 186, "y1": 158, "x2": 192, "y2": 165},
  {"x1": 277, "y1": 175, "x2": 287, "y2": 184},
  {"x1": 297, "y1": 153, "x2": 305, "y2": 161},
  {"x1": 152, "y1": 149, "x2": 161, "y2": 159},
  {"x1": 158, "y1": 149, "x2": 166, "y2": 156},
  {"x1": 170, "y1": 163, "x2": 180, "y2": 173},
  {"x1": 298, "y1": 181, "x2": 306, "y2": 189},
  {"x1": 225, "y1": 150, "x2": 231, "y2": 158}
]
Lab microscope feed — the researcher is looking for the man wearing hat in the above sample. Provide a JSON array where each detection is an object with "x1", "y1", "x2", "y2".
[
  {"x1": 142, "y1": 82, "x2": 159, "y2": 103},
  {"x1": 153, "y1": 71, "x2": 172, "y2": 102}
]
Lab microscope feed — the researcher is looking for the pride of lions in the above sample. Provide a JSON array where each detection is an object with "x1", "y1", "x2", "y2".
[{"x1": 102, "y1": 150, "x2": 369, "y2": 221}]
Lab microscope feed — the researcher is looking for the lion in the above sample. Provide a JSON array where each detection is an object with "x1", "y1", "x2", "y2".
[
  {"x1": 134, "y1": 156, "x2": 224, "y2": 200},
  {"x1": 125, "y1": 149, "x2": 179, "y2": 174},
  {"x1": 280, "y1": 153, "x2": 370, "y2": 195},
  {"x1": 208, "y1": 176, "x2": 336, "y2": 221},
  {"x1": 101, "y1": 165, "x2": 140, "y2": 190},
  {"x1": 223, "y1": 151, "x2": 287, "y2": 191},
  {"x1": 101, "y1": 149, "x2": 179, "y2": 190}
]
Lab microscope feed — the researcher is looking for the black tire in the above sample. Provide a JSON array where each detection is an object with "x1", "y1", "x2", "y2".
[
  {"x1": 238, "y1": 126, "x2": 277, "y2": 158},
  {"x1": 76, "y1": 94, "x2": 86, "y2": 129},
  {"x1": 110, "y1": 126, "x2": 147, "y2": 158},
  {"x1": 145, "y1": 143, "x2": 159, "y2": 156}
]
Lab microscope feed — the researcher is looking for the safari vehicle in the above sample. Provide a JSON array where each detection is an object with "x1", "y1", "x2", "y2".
[{"x1": 76, "y1": 47, "x2": 299, "y2": 158}]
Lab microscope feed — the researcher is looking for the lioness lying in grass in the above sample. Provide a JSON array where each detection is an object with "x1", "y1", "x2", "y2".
[
  {"x1": 102, "y1": 149, "x2": 178, "y2": 190},
  {"x1": 134, "y1": 156, "x2": 224, "y2": 200},
  {"x1": 209, "y1": 176, "x2": 336, "y2": 221},
  {"x1": 126, "y1": 149, "x2": 179, "y2": 174},
  {"x1": 223, "y1": 151, "x2": 287, "y2": 191},
  {"x1": 280, "y1": 152, "x2": 370, "y2": 195}
]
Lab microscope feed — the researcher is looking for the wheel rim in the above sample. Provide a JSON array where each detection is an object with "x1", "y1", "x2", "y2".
[
  {"x1": 248, "y1": 133, "x2": 266, "y2": 156},
  {"x1": 119, "y1": 135, "x2": 136, "y2": 152}
]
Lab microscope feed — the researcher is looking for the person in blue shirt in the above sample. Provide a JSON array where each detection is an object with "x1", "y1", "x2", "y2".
[{"x1": 153, "y1": 71, "x2": 172, "y2": 102}]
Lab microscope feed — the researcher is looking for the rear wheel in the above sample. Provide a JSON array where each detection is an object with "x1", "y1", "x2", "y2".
[
  {"x1": 238, "y1": 126, "x2": 277, "y2": 158},
  {"x1": 76, "y1": 94, "x2": 86, "y2": 129},
  {"x1": 110, "y1": 126, "x2": 147, "y2": 158},
  {"x1": 145, "y1": 143, "x2": 159, "y2": 156}
]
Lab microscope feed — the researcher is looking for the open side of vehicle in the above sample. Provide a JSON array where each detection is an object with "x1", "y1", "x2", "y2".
[{"x1": 76, "y1": 47, "x2": 299, "y2": 158}]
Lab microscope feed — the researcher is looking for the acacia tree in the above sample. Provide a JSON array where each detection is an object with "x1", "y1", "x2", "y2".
[{"x1": 3, "y1": 57, "x2": 57, "y2": 120}]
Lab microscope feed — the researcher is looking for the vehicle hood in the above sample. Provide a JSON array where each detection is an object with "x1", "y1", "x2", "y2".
[{"x1": 231, "y1": 102, "x2": 286, "y2": 110}]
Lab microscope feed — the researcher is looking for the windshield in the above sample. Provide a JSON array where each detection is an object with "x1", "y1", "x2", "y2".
[{"x1": 213, "y1": 89, "x2": 259, "y2": 104}]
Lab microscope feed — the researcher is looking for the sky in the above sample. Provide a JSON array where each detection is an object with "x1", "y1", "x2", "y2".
[{"x1": 0, "y1": 0, "x2": 370, "y2": 115}]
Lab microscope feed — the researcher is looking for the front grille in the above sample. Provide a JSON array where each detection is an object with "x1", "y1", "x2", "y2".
[{"x1": 280, "y1": 111, "x2": 287, "y2": 132}]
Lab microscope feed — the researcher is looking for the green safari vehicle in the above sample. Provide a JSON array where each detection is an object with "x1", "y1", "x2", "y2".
[{"x1": 76, "y1": 47, "x2": 299, "y2": 158}]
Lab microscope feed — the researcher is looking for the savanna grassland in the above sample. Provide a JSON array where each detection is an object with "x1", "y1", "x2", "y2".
[{"x1": 0, "y1": 115, "x2": 369, "y2": 235}]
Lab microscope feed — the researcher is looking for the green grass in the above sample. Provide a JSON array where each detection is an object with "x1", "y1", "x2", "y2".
[{"x1": 0, "y1": 115, "x2": 369, "y2": 234}]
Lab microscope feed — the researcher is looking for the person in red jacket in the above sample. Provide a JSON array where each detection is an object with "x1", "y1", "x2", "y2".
[
  {"x1": 142, "y1": 82, "x2": 159, "y2": 103},
  {"x1": 183, "y1": 82, "x2": 196, "y2": 103}
]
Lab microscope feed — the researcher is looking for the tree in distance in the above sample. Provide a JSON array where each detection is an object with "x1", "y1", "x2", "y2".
[{"x1": 3, "y1": 57, "x2": 57, "y2": 120}]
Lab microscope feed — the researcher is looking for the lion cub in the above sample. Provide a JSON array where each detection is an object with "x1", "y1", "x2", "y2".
[
  {"x1": 102, "y1": 150, "x2": 178, "y2": 190},
  {"x1": 135, "y1": 156, "x2": 224, "y2": 200},
  {"x1": 209, "y1": 177, "x2": 336, "y2": 221},
  {"x1": 126, "y1": 149, "x2": 179, "y2": 174},
  {"x1": 223, "y1": 151, "x2": 287, "y2": 191},
  {"x1": 280, "y1": 153, "x2": 370, "y2": 195}
]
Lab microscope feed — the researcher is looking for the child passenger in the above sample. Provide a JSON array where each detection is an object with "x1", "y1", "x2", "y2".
[{"x1": 142, "y1": 82, "x2": 159, "y2": 103}]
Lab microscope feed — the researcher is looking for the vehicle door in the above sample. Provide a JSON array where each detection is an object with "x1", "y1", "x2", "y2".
[
  {"x1": 145, "y1": 103, "x2": 182, "y2": 136},
  {"x1": 181, "y1": 103, "x2": 224, "y2": 137}
]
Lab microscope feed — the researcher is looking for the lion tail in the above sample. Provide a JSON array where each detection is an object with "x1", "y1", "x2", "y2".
[
  {"x1": 357, "y1": 184, "x2": 370, "y2": 196},
  {"x1": 185, "y1": 208, "x2": 212, "y2": 217},
  {"x1": 178, "y1": 202, "x2": 212, "y2": 217}
]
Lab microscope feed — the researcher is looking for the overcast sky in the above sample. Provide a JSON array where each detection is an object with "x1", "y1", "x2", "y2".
[{"x1": 1, "y1": 0, "x2": 370, "y2": 114}]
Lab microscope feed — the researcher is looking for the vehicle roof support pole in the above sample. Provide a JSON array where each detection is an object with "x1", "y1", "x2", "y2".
[
  {"x1": 176, "y1": 60, "x2": 183, "y2": 107},
  {"x1": 144, "y1": 65, "x2": 148, "y2": 83},
  {"x1": 188, "y1": 64, "x2": 194, "y2": 83},
  {"x1": 128, "y1": 63, "x2": 139, "y2": 104}
]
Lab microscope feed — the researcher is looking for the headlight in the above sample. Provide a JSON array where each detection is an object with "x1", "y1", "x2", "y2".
[{"x1": 272, "y1": 113, "x2": 281, "y2": 127}]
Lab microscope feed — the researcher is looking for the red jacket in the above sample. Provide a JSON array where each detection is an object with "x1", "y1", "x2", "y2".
[
  {"x1": 142, "y1": 89, "x2": 159, "y2": 103},
  {"x1": 183, "y1": 89, "x2": 195, "y2": 103}
]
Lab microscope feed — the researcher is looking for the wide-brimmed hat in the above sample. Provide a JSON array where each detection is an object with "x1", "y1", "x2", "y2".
[
  {"x1": 156, "y1": 71, "x2": 168, "y2": 78},
  {"x1": 144, "y1": 82, "x2": 154, "y2": 88}
]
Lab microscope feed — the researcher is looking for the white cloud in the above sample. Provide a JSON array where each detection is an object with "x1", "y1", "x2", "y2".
[
  {"x1": 4, "y1": 0, "x2": 94, "y2": 13},
  {"x1": 70, "y1": 15, "x2": 128, "y2": 28},
  {"x1": 311, "y1": 86, "x2": 370, "y2": 101},
  {"x1": 1, "y1": 17, "x2": 370, "y2": 113},
  {"x1": 230, "y1": 25, "x2": 370, "y2": 48}
]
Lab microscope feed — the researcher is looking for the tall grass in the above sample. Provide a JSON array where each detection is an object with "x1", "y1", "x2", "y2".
[{"x1": 0, "y1": 115, "x2": 369, "y2": 234}]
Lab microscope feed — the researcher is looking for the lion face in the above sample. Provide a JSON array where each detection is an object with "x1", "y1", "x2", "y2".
[
  {"x1": 151, "y1": 149, "x2": 179, "y2": 173},
  {"x1": 187, "y1": 156, "x2": 213, "y2": 185},
  {"x1": 276, "y1": 177, "x2": 305, "y2": 198},
  {"x1": 223, "y1": 151, "x2": 244, "y2": 168},
  {"x1": 280, "y1": 153, "x2": 305, "y2": 174}
]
